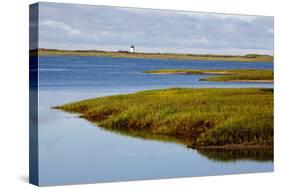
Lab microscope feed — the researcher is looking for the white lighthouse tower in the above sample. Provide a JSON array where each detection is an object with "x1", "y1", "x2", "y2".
[{"x1": 130, "y1": 45, "x2": 135, "y2": 53}]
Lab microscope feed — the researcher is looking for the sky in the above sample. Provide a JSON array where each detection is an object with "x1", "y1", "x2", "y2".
[{"x1": 32, "y1": 2, "x2": 274, "y2": 55}]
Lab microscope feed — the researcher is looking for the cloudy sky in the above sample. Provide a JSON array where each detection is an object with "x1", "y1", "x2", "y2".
[{"x1": 35, "y1": 2, "x2": 274, "y2": 55}]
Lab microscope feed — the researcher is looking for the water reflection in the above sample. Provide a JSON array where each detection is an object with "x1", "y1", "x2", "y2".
[
  {"x1": 87, "y1": 120, "x2": 273, "y2": 162},
  {"x1": 197, "y1": 148, "x2": 273, "y2": 162}
]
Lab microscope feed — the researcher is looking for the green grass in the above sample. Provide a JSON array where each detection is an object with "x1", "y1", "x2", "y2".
[
  {"x1": 55, "y1": 88, "x2": 273, "y2": 148},
  {"x1": 145, "y1": 69, "x2": 273, "y2": 82},
  {"x1": 32, "y1": 48, "x2": 273, "y2": 62}
]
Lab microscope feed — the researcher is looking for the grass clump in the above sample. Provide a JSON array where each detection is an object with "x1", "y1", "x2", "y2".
[
  {"x1": 55, "y1": 88, "x2": 273, "y2": 148},
  {"x1": 145, "y1": 69, "x2": 273, "y2": 82}
]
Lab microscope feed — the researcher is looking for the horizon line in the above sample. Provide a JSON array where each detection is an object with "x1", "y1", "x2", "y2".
[{"x1": 30, "y1": 48, "x2": 274, "y2": 57}]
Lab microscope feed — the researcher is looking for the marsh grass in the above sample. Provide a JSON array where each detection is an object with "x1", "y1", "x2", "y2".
[
  {"x1": 145, "y1": 69, "x2": 273, "y2": 82},
  {"x1": 55, "y1": 88, "x2": 273, "y2": 148}
]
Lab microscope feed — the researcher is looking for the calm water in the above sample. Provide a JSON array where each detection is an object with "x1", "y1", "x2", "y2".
[{"x1": 38, "y1": 56, "x2": 273, "y2": 186}]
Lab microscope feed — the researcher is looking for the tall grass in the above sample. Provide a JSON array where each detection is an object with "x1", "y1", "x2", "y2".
[{"x1": 55, "y1": 88, "x2": 273, "y2": 148}]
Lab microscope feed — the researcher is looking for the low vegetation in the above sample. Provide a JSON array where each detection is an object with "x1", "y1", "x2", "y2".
[
  {"x1": 33, "y1": 48, "x2": 273, "y2": 62},
  {"x1": 145, "y1": 69, "x2": 273, "y2": 82},
  {"x1": 55, "y1": 88, "x2": 273, "y2": 148}
]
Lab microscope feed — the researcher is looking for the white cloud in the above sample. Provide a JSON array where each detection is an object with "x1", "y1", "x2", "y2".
[
  {"x1": 176, "y1": 10, "x2": 258, "y2": 22},
  {"x1": 40, "y1": 20, "x2": 81, "y2": 35}
]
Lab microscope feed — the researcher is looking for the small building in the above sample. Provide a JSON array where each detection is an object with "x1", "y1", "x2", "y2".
[{"x1": 130, "y1": 45, "x2": 135, "y2": 53}]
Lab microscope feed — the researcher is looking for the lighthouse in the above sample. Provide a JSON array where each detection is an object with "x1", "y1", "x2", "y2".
[{"x1": 130, "y1": 45, "x2": 135, "y2": 53}]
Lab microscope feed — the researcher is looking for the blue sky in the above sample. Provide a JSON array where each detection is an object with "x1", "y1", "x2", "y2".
[{"x1": 35, "y1": 2, "x2": 274, "y2": 55}]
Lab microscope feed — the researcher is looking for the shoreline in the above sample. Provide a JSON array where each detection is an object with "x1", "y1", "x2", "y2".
[
  {"x1": 31, "y1": 48, "x2": 273, "y2": 63},
  {"x1": 74, "y1": 113, "x2": 273, "y2": 150},
  {"x1": 197, "y1": 144, "x2": 273, "y2": 150}
]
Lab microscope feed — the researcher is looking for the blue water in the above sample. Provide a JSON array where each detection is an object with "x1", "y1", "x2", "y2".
[
  {"x1": 38, "y1": 56, "x2": 273, "y2": 186},
  {"x1": 39, "y1": 56, "x2": 273, "y2": 90}
]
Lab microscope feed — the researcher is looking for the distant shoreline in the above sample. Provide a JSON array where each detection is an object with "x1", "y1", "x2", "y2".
[{"x1": 31, "y1": 48, "x2": 273, "y2": 63}]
